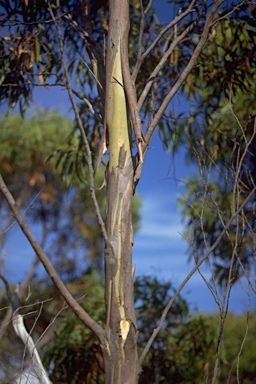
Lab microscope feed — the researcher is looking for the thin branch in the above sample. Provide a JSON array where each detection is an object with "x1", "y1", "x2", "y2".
[
  {"x1": 132, "y1": 0, "x2": 196, "y2": 82},
  {"x1": 237, "y1": 255, "x2": 256, "y2": 294},
  {"x1": 48, "y1": 1, "x2": 108, "y2": 245},
  {"x1": 137, "y1": 0, "x2": 153, "y2": 60},
  {"x1": 0, "y1": 191, "x2": 42, "y2": 235},
  {"x1": 139, "y1": 183, "x2": 256, "y2": 365},
  {"x1": 137, "y1": 17, "x2": 198, "y2": 111},
  {"x1": 211, "y1": 0, "x2": 246, "y2": 28},
  {"x1": 61, "y1": 7, "x2": 105, "y2": 103},
  {"x1": 77, "y1": 52, "x2": 103, "y2": 91},
  {"x1": 144, "y1": 0, "x2": 225, "y2": 148},
  {"x1": 70, "y1": 87, "x2": 100, "y2": 119},
  {"x1": 211, "y1": 288, "x2": 231, "y2": 384},
  {"x1": 0, "y1": 174, "x2": 105, "y2": 343},
  {"x1": 191, "y1": 174, "x2": 222, "y2": 309},
  {"x1": 211, "y1": 229, "x2": 238, "y2": 383},
  {"x1": 36, "y1": 302, "x2": 68, "y2": 350},
  {"x1": 236, "y1": 302, "x2": 250, "y2": 383},
  {"x1": 0, "y1": 82, "x2": 65, "y2": 88},
  {"x1": 22, "y1": 230, "x2": 48, "y2": 298},
  {"x1": 231, "y1": 115, "x2": 256, "y2": 214}
]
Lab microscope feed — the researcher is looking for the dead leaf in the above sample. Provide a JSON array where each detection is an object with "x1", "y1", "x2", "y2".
[{"x1": 186, "y1": 74, "x2": 196, "y2": 99}]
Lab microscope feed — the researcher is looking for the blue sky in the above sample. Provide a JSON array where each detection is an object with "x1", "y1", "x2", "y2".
[
  {"x1": 133, "y1": 132, "x2": 256, "y2": 314},
  {"x1": 2, "y1": 107, "x2": 255, "y2": 314},
  {"x1": 1, "y1": 1, "x2": 256, "y2": 315}
]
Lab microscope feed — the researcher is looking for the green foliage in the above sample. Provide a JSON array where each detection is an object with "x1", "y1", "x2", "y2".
[
  {"x1": 203, "y1": 312, "x2": 256, "y2": 383},
  {"x1": 42, "y1": 275, "x2": 214, "y2": 383},
  {"x1": 179, "y1": 171, "x2": 255, "y2": 286},
  {"x1": 135, "y1": 275, "x2": 189, "y2": 344},
  {"x1": 40, "y1": 274, "x2": 256, "y2": 383},
  {"x1": 135, "y1": 276, "x2": 214, "y2": 383},
  {"x1": 1, "y1": 274, "x2": 256, "y2": 383},
  {"x1": 188, "y1": 17, "x2": 256, "y2": 113},
  {"x1": 0, "y1": 110, "x2": 72, "y2": 177},
  {"x1": 160, "y1": 11, "x2": 256, "y2": 148}
]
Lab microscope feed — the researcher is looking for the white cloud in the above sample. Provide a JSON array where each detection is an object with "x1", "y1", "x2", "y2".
[{"x1": 139, "y1": 222, "x2": 183, "y2": 239}]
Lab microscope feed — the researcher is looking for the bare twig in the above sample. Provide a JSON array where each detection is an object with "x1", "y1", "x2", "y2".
[{"x1": 139, "y1": 183, "x2": 256, "y2": 365}]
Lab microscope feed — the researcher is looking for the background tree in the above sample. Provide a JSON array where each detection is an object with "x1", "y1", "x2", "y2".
[{"x1": 0, "y1": 1, "x2": 255, "y2": 383}]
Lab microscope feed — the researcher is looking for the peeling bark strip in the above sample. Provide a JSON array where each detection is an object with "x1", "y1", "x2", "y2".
[
  {"x1": 102, "y1": 1, "x2": 139, "y2": 382},
  {"x1": 98, "y1": 0, "x2": 144, "y2": 168}
]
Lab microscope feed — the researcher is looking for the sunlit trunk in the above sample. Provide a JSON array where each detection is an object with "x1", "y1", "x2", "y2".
[{"x1": 100, "y1": 0, "x2": 139, "y2": 382}]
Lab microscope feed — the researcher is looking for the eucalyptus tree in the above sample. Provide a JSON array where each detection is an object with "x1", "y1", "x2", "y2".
[{"x1": 0, "y1": 1, "x2": 254, "y2": 383}]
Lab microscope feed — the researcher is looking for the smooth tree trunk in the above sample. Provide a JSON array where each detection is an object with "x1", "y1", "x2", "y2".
[{"x1": 100, "y1": 0, "x2": 140, "y2": 383}]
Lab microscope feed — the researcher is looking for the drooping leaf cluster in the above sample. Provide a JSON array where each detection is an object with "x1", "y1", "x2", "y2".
[
  {"x1": 0, "y1": 0, "x2": 96, "y2": 110},
  {"x1": 0, "y1": 1, "x2": 157, "y2": 108}
]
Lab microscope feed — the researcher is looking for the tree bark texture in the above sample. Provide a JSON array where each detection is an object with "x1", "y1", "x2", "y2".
[{"x1": 101, "y1": 0, "x2": 139, "y2": 383}]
